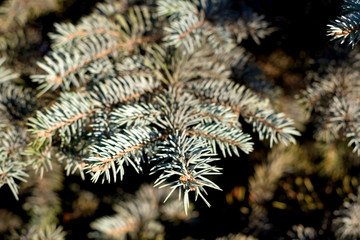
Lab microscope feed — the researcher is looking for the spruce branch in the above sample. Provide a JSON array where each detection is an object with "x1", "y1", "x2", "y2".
[
  {"x1": 187, "y1": 122, "x2": 253, "y2": 156},
  {"x1": 328, "y1": 97, "x2": 360, "y2": 155},
  {"x1": 158, "y1": 0, "x2": 273, "y2": 54},
  {"x1": 95, "y1": 0, "x2": 129, "y2": 19},
  {"x1": 28, "y1": 92, "x2": 96, "y2": 148},
  {"x1": 32, "y1": 4, "x2": 160, "y2": 95},
  {"x1": 333, "y1": 190, "x2": 360, "y2": 240},
  {"x1": 0, "y1": 58, "x2": 19, "y2": 84},
  {"x1": 91, "y1": 75, "x2": 162, "y2": 107},
  {"x1": 186, "y1": 78, "x2": 260, "y2": 113},
  {"x1": 192, "y1": 103, "x2": 239, "y2": 125},
  {"x1": 58, "y1": 138, "x2": 89, "y2": 180},
  {"x1": 163, "y1": 13, "x2": 205, "y2": 53},
  {"x1": 11, "y1": 224, "x2": 66, "y2": 240},
  {"x1": 301, "y1": 64, "x2": 360, "y2": 154},
  {"x1": 216, "y1": 233, "x2": 258, "y2": 240},
  {"x1": 242, "y1": 109, "x2": 300, "y2": 147},
  {"x1": 49, "y1": 15, "x2": 122, "y2": 49},
  {"x1": 23, "y1": 144, "x2": 53, "y2": 179},
  {"x1": 0, "y1": 128, "x2": 28, "y2": 200},
  {"x1": 110, "y1": 103, "x2": 162, "y2": 128},
  {"x1": 21, "y1": 0, "x2": 299, "y2": 215},
  {"x1": 23, "y1": 162, "x2": 63, "y2": 229},
  {"x1": 90, "y1": 184, "x2": 196, "y2": 239},
  {"x1": 0, "y1": 83, "x2": 37, "y2": 121},
  {"x1": 233, "y1": 3, "x2": 275, "y2": 45},
  {"x1": 328, "y1": 0, "x2": 360, "y2": 47},
  {"x1": 86, "y1": 127, "x2": 162, "y2": 183},
  {"x1": 188, "y1": 79, "x2": 300, "y2": 147},
  {"x1": 32, "y1": 35, "x2": 122, "y2": 95},
  {"x1": 151, "y1": 131, "x2": 222, "y2": 214}
]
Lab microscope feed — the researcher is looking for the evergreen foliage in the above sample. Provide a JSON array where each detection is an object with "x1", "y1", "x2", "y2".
[
  {"x1": 4, "y1": 0, "x2": 360, "y2": 239},
  {"x1": 328, "y1": 0, "x2": 360, "y2": 47},
  {"x1": 19, "y1": 0, "x2": 299, "y2": 215}
]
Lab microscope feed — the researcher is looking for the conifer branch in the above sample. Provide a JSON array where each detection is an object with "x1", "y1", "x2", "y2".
[
  {"x1": 49, "y1": 15, "x2": 122, "y2": 49},
  {"x1": 28, "y1": 92, "x2": 96, "y2": 148},
  {"x1": 86, "y1": 127, "x2": 162, "y2": 183},
  {"x1": 328, "y1": 0, "x2": 360, "y2": 47},
  {"x1": 90, "y1": 184, "x2": 196, "y2": 239},
  {"x1": 0, "y1": 58, "x2": 19, "y2": 84},
  {"x1": 187, "y1": 79, "x2": 300, "y2": 147},
  {"x1": 187, "y1": 122, "x2": 253, "y2": 156},
  {"x1": 327, "y1": 97, "x2": 360, "y2": 155},
  {"x1": 242, "y1": 109, "x2": 300, "y2": 147},
  {"x1": 0, "y1": 0, "x2": 301, "y2": 219},
  {"x1": 0, "y1": 127, "x2": 28, "y2": 200},
  {"x1": 151, "y1": 132, "x2": 222, "y2": 214},
  {"x1": 32, "y1": 34, "x2": 161, "y2": 95},
  {"x1": 110, "y1": 103, "x2": 162, "y2": 128},
  {"x1": 91, "y1": 75, "x2": 162, "y2": 107}
]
